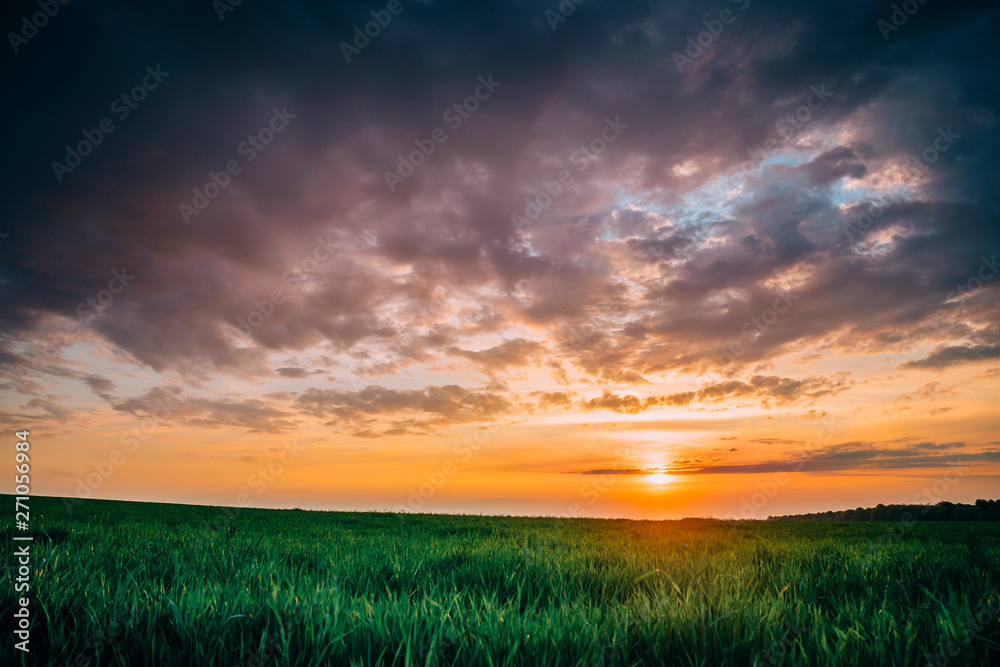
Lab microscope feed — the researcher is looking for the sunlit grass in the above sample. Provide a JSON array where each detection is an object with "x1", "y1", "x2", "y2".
[{"x1": 1, "y1": 495, "x2": 998, "y2": 666}]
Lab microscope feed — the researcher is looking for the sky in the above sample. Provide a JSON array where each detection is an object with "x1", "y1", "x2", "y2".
[{"x1": 2, "y1": 0, "x2": 999, "y2": 520}]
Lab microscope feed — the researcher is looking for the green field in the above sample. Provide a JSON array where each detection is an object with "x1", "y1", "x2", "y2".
[{"x1": 2, "y1": 496, "x2": 998, "y2": 666}]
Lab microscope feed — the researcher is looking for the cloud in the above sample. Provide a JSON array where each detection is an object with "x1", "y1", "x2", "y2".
[
  {"x1": 275, "y1": 367, "x2": 310, "y2": 378},
  {"x1": 799, "y1": 146, "x2": 867, "y2": 185},
  {"x1": 579, "y1": 373, "x2": 850, "y2": 413},
  {"x1": 294, "y1": 384, "x2": 512, "y2": 434},
  {"x1": 112, "y1": 386, "x2": 298, "y2": 434},
  {"x1": 82, "y1": 375, "x2": 116, "y2": 401},
  {"x1": 21, "y1": 395, "x2": 80, "y2": 422},
  {"x1": 581, "y1": 440, "x2": 982, "y2": 475},
  {"x1": 893, "y1": 381, "x2": 956, "y2": 402},
  {"x1": 450, "y1": 338, "x2": 547, "y2": 375},
  {"x1": 902, "y1": 344, "x2": 1000, "y2": 370},
  {"x1": 580, "y1": 391, "x2": 651, "y2": 415},
  {"x1": 531, "y1": 391, "x2": 574, "y2": 409},
  {"x1": 0, "y1": 0, "x2": 993, "y2": 387}
]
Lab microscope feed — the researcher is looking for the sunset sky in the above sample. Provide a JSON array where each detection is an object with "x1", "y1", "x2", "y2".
[{"x1": 2, "y1": 0, "x2": 998, "y2": 519}]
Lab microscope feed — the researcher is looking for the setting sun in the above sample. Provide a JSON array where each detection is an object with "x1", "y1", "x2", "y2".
[{"x1": 645, "y1": 472, "x2": 673, "y2": 486}]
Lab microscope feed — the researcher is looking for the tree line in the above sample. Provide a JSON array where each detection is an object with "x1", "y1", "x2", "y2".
[{"x1": 767, "y1": 499, "x2": 1000, "y2": 522}]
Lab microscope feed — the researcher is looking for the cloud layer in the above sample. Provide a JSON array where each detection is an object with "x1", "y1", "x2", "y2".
[{"x1": 2, "y1": 0, "x2": 998, "y2": 442}]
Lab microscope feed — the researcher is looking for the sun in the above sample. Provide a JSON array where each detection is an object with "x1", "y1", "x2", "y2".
[{"x1": 645, "y1": 472, "x2": 673, "y2": 486}]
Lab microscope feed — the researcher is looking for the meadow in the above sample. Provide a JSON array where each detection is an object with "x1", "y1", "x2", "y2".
[{"x1": 2, "y1": 495, "x2": 998, "y2": 666}]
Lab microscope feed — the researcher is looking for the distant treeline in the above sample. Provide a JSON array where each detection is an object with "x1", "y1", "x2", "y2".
[{"x1": 768, "y1": 499, "x2": 1000, "y2": 522}]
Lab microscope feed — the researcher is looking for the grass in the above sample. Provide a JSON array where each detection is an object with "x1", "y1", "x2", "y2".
[{"x1": 2, "y1": 495, "x2": 998, "y2": 666}]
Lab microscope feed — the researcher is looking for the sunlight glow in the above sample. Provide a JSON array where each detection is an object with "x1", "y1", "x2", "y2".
[{"x1": 645, "y1": 472, "x2": 673, "y2": 486}]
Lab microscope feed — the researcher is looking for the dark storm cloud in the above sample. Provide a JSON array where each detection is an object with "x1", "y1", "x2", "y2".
[{"x1": 1, "y1": 0, "x2": 998, "y2": 397}]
